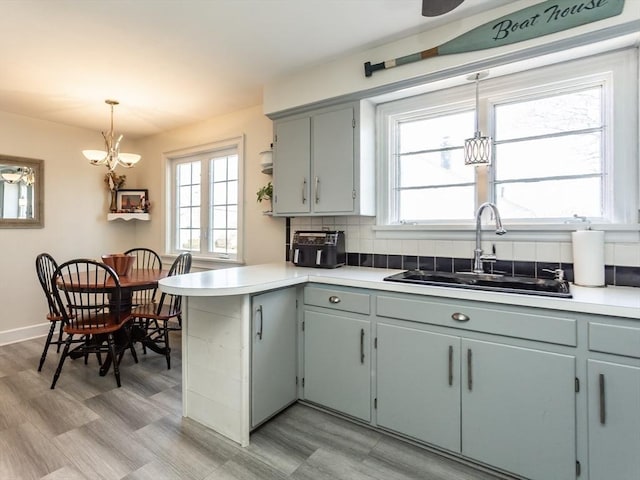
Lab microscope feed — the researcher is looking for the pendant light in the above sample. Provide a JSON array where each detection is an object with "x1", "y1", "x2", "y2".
[
  {"x1": 464, "y1": 72, "x2": 492, "y2": 166},
  {"x1": 83, "y1": 99, "x2": 141, "y2": 172}
]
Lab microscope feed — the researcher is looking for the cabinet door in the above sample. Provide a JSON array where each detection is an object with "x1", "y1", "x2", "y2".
[
  {"x1": 587, "y1": 360, "x2": 640, "y2": 480},
  {"x1": 461, "y1": 339, "x2": 576, "y2": 480},
  {"x1": 304, "y1": 310, "x2": 370, "y2": 421},
  {"x1": 273, "y1": 116, "x2": 311, "y2": 215},
  {"x1": 251, "y1": 288, "x2": 297, "y2": 428},
  {"x1": 312, "y1": 107, "x2": 355, "y2": 214},
  {"x1": 377, "y1": 322, "x2": 461, "y2": 452}
]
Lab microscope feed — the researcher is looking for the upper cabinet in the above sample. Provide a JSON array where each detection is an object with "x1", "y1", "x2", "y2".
[{"x1": 271, "y1": 101, "x2": 375, "y2": 216}]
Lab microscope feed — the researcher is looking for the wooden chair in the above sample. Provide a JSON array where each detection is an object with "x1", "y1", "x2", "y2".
[
  {"x1": 124, "y1": 247, "x2": 162, "y2": 271},
  {"x1": 50, "y1": 259, "x2": 137, "y2": 389},
  {"x1": 124, "y1": 247, "x2": 163, "y2": 307},
  {"x1": 130, "y1": 252, "x2": 192, "y2": 369},
  {"x1": 35, "y1": 253, "x2": 65, "y2": 371}
]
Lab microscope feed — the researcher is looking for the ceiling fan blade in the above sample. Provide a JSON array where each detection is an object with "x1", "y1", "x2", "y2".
[{"x1": 422, "y1": 0, "x2": 465, "y2": 17}]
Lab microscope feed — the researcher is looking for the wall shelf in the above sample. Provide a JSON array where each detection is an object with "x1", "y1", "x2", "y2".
[{"x1": 107, "y1": 213, "x2": 150, "y2": 221}]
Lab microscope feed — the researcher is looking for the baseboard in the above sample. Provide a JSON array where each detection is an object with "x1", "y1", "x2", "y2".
[{"x1": 0, "y1": 322, "x2": 49, "y2": 346}]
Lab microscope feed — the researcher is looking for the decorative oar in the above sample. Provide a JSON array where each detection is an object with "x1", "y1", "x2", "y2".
[{"x1": 364, "y1": 0, "x2": 625, "y2": 77}]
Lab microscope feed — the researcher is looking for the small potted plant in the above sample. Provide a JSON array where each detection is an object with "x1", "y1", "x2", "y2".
[{"x1": 256, "y1": 182, "x2": 273, "y2": 213}]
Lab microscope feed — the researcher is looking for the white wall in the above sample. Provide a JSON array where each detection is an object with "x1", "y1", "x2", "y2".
[
  {"x1": 264, "y1": 0, "x2": 639, "y2": 114},
  {"x1": 134, "y1": 104, "x2": 284, "y2": 268},
  {"x1": 0, "y1": 111, "x2": 137, "y2": 342}
]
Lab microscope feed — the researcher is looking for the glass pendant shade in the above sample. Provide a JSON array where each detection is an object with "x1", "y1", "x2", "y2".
[{"x1": 0, "y1": 169, "x2": 23, "y2": 183}]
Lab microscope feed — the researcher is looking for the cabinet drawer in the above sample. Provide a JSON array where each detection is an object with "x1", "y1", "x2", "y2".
[
  {"x1": 589, "y1": 322, "x2": 640, "y2": 358},
  {"x1": 376, "y1": 295, "x2": 576, "y2": 346},
  {"x1": 304, "y1": 286, "x2": 370, "y2": 315}
]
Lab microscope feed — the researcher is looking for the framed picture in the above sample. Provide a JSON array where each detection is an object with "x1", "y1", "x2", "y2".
[{"x1": 116, "y1": 189, "x2": 148, "y2": 213}]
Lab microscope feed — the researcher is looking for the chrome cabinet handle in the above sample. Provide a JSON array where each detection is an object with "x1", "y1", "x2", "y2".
[
  {"x1": 302, "y1": 179, "x2": 307, "y2": 204},
  {"x1": 256, "y1": 305, "x2": 264, "y2": 340},
  {"x1": 360, "y1": 328, "x2": 365, "y2": 364},
  {"x1": 448, "y1": 345, "x2": 453, "y2": 386},
  {"x1": 328, "y1": 295, "x2": 341, "y2": 304},
  {"x1": 314, "y1": 176, "x2": 320, "y2": 203},
  {"x1": 467, "y1": 348, "x2": 473, "y2": 391},
  {"x1": 452, "y1": 312, "x2": 470, "y2": 322},
  {"x1": 599, "y1": 373, "x2": 606, "y2": 425}
]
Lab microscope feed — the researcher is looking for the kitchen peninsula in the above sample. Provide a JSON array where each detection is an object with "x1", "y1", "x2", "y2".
[{"x1": 159, "y1": 263, "x2": 640, "y2": 480}]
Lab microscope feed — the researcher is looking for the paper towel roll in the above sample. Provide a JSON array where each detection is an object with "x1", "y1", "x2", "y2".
[{"x1": 572, "y1": 230, "x2": 605, "y2": 287}]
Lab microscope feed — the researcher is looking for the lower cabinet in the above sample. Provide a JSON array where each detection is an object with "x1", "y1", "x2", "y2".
[
  {"x1": 303, "y1": 309, "x2": 371, "y2": 421},
  {"x1": 587, "y1": 360, "x2": 640, "y2": 480},
  {"x1": 377, "y1": 322, "x2": 576, "y2": 480},
  {"x1": 461, "y1": 339, "x2": 576, "y2": 480},
  {"x1": 377, "y1": 322, "x2": 461, "y2": 451},
  {"x1": 251, "y1": 288, "x2": 297, "y2": 428}
]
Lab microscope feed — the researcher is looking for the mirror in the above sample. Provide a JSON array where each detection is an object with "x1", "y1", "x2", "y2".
[{"x1": 0, "y1": 155, "x2": 44, "y2": 228}]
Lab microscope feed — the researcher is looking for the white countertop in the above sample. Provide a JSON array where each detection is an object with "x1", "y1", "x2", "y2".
[{"x1": 159, "y1": 263, "x2": 640, "y2": 319}]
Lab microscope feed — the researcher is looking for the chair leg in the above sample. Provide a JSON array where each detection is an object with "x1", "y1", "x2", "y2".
[
  {"x1": 107, "y1": 334, "x2": 121, "y2": 388},
  {"x1": 51, "y1": 334, "x2": 73, "y2": 389},
  {"x1": 38, "y1": 321, "x2": 57, "y2": 372},
  {"x1": 163, "y1": 320, "x2": 171, "y2": 370},
  {"x1": 56, "y1": 321, "x2": 64, "y2": 353}
]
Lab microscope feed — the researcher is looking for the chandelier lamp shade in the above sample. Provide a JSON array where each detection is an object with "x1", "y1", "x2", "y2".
[
  {"x1": 464, "y1": 72, "x2": 492, "y2": 166},
  {"x1": 0, "y1": 167, "x2": 35, "y2": 185},
  {"x1": 82, "y1": 99, "x2": 141, "y2": 172}
]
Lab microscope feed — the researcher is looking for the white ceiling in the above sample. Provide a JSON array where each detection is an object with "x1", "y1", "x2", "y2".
[{"x1": 0, "y1": 0, "x2": 512, "y2": 138}]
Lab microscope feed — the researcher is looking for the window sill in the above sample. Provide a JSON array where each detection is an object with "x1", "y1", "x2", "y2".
[
  {"x1": 373, "y1": 223, "x2": 640, "y2": 243},
  {"x1": 162, "y1": 254, "x2": 244, "y2": 271}
]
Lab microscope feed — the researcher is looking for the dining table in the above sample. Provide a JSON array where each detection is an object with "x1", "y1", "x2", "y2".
[{"x1": 57, "y1": 267, "x2": 167, "y2": 374}]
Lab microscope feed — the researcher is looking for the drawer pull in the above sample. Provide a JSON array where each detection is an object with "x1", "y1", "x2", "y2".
[
  {"x1": 329, "y1": 295, "x2": 341, "y2": 304},
  {"x1": 452, "y1": 312, "x2": 470, "y2": 322},
  {"x1": 599, "y1": 373, "x2": 606, "y2": 425},
  {"x1": 467, "y1": 348, "x2": 473, "y2": 391},
  {"x1": 360, "y1": 328, "x2": 365, "y2": 364}
]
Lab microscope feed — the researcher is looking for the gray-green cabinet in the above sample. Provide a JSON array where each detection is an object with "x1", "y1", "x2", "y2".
[
  {"x1": 303, "y1": 309, "x2": 371, "y2": 421},
  {"x1": 376, "y1": 322, "x2": 461, "y2": 451},
  {"x1": 587, "y1": 360, "x2": 640, "y2": 480},
  {"x1": 376, "y1": 322, "x2": 576, "y2": 480},
  {"x1": 461, "y1": 339, "x2": 576, "y2": 480},
  {"x1": 251, "y1": 288, "x2": 297, "y2": 428},
  {"x1": 272, "y1": 101, "x2": 374, "y2": 216}
]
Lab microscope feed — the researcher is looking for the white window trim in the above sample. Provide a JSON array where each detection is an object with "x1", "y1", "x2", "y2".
[
  {"x1": 163, "y1": 135, "x2": 245, "y2": 264},
  {"x1": 375, "y1": 48, "x2": 639, "y2": 242}
]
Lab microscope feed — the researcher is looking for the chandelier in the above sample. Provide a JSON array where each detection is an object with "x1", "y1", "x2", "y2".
[
  {"x1": 82, "y1": 99, "x2": 141, "y2": 172},
  {"x1": 464, "y1": 72, "x2": 492, "y2": 166}
]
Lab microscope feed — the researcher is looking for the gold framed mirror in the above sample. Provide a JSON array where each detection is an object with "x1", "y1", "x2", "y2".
[{"x1": 0, "y1": 155, "x2": 44, "y2": 228}]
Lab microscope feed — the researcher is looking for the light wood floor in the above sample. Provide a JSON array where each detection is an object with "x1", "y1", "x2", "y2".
[{"x1": 0, "y1": 332, "x2": 507, "y2": 480}]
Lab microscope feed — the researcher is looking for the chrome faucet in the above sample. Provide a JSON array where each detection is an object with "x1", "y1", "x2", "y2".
[{"x1": 473, "y1": 202, "x2": 507, "y2": 274}]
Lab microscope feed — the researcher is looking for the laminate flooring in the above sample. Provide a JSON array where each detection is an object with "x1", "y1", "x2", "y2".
[{"x1": 0, "y1": 332, "x2": 507, "y2": 480}]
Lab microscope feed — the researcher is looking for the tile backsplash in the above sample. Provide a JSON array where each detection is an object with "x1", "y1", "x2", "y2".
[{"x1": 289, "y1": 216, "x2": 640, "y2": 288}]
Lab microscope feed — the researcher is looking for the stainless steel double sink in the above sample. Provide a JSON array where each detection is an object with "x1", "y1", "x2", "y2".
[{"x1": 384, "y1": 269, "x2": 572, "y2": 298}]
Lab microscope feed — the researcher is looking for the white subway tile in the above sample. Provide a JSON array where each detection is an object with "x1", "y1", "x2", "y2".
[
  {"x1": 418, "y1": 239, "x2": 436, "y2": 256},
  {"x1": 614, "y1": 243, "x2": 640, "y2": 267},
  {"x1": 435, "y1": 240, "x2": 455, "y2": 257},
  {"x1": 401, "y1": 239, "x2": 419, "y2": 256},
  {"x1": 513, "y1": 242, "x2": 536, "y2": 262},
  {"x1": 359, "y1": 238, "x2": 374, "y2": 253},
  {"x1": 536, "y1": 242, "x2": 561, "y2": 263}
]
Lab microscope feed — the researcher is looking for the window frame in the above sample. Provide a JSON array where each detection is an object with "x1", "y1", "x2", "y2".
[
  {"x1": 165, "y1": 136, "x2": 244, "y2": 264},
  {"x1": 376, "y1": 48, "x2": 638, "y2": 235}
]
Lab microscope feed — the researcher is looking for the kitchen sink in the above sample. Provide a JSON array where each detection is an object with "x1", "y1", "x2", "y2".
[{"x1": 384, "y1": 270, "x2": 572, "y2": 298}]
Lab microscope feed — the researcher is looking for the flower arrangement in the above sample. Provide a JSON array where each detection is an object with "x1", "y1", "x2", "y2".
[{"x1": 104, "y1": 171, "x2": 126, "y2": 191}]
